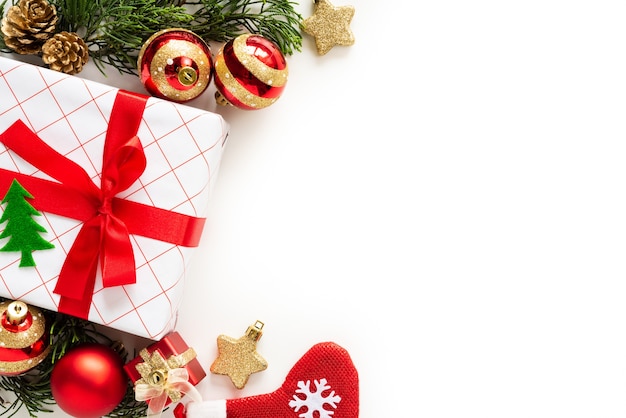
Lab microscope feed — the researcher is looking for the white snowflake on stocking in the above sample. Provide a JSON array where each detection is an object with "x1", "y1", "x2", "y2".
[{"x1": 288, "y1": 378, "x2": 342, "y2": 418}]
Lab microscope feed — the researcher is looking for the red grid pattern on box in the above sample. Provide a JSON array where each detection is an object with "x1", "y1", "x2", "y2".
[{"x1": 0, "y1": 57, "x2": 228, "y2": 340}]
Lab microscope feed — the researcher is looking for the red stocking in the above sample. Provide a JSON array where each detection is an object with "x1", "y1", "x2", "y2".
[{"x1": 177, "y1": 342, "x2": 359, "y2": 418}]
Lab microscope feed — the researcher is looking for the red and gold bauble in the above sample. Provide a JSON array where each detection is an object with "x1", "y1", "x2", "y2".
[
  {"x1": 51, "y1": 343, "x2": 128, "y2": 418},
  {"x1": 214, "y1": 34, "x2": 288, "y2": 110},
  {"x1": 138, "y1": 28, "x2": 214, "y2": 103},
  {"x1": 0, "y1": 300, "x2": 50, "y2": 376}
]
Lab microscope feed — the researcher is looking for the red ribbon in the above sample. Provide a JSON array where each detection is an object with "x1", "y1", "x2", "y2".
[{"x1": 0, "y1": 90, "x2": 206, "y2": 318}]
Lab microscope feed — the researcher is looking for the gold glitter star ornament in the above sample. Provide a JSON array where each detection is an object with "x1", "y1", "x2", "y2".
[
  {"x1": 302, "y1": 0, "x2": 355, "y2": 55},
  {"x1": 210, "y1": 321, "x2": 268, "y2": 389}
]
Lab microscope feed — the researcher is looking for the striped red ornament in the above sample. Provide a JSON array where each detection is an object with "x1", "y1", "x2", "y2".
[
  {"x1": 0, "y1": 300, "x2": 50, "y2": 376},
  {"x1": 138, "y1": 29, "x2": 214, "y2": 103},
  {"x1": 214, "y1": 34, "x2": 288, "y2": 110}
]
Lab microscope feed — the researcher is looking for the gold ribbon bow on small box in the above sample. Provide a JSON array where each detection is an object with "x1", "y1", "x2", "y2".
[{"x1": 134, "y1": 347, "x2": 202, "y2": 417}]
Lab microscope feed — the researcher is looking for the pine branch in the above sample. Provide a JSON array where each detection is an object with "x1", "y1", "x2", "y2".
[
  {"x1": 0, "y1": 368, "x2": 55, "y2": 418},
  {"x1": 46, "y1": 0, "x2": 302, "y2": 75},
  {"x1": 187, "y1": 0, "x2": 303, "y2": 55},
  {"x1": 48, "y1": 0, "x2": 194, "y2": 74}
]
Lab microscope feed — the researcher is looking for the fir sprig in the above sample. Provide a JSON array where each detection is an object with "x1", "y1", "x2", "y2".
[
  {"x1": 187, "y1": 0, "x2": 303, "y2": 55},
  {"x1": 0, "y1": 366, "x2": 55, "y2": 418},
  {"x1": 44, "y1": 0, "x2": 302, "y2": 75},
  {"x1": 0, "y1": 307, "x2": 148, "y2": 418}
]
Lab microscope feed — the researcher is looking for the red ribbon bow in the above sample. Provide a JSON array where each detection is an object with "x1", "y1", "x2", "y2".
[{"x1": 0, "y1": 90, "x2": 206, "y2": 318}]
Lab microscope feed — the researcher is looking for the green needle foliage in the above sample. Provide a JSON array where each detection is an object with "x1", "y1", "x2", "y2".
[
  {"x1": 186, "y1": 0, "x2": 303, "y2": 55},
  {"x1": 43, "y1": 0, "x2": 302, "y2": 75},
  {"x1": 0, "y1": 304, "x2": 148, "y2": 418}
]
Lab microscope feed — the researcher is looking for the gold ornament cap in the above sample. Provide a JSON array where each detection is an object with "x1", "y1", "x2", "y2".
[
  {"x1": 246, "y1": 320, "x2": 264, "y2": 342},
  {"x1": 6, "y1": 301, "x2": 27, "y2": 325}
]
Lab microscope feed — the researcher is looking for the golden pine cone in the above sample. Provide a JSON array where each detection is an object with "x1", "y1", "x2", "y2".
[
  {"x1": 41, "y1": 31, "x2": 89, "y2": 75},
  {"x1": 1, "y1": 0, "x2": 57, "y2": 54}
]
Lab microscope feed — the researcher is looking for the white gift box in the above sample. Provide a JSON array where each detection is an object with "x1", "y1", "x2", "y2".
[{"x1": 0, "y1": 56, "x2": 228, "y2": 340}]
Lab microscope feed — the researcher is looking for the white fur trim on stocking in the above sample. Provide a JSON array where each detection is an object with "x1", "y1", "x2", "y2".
[{"x1": 185, "y1": 400, "x2": 227, "y2": 418}]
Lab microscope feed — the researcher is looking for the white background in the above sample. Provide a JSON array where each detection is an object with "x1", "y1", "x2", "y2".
[{"x1": 7, "y1": 0, "x2": 626, "y2": 417}]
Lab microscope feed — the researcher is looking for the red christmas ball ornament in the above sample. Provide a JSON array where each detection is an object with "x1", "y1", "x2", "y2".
[
  {"x1": 138, "y1": 28, "x2": 214, "y2": 103},
  {"x1": 0, "y1": 300, "x2": 50, "y2": 376},
  {"x1": 51, "y1": 343, "x2": 128, "y2": 418},
  {"x1": 214, "y1": 34, "x2": 288, "y2": 110}
]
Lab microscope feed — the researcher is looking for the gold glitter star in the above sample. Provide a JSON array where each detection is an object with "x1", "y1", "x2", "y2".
[
  {"x1": 210, "y1": 321, "x2": 268, "y2": 389},
  {"x1": 302, "y1": 0, "x2": 355, "y2": 55}
]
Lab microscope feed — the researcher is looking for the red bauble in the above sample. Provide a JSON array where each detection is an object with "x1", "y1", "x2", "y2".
[
  {"x1": 138, "y1": 28, "x2": 214, "y2": 103},
  {"x1": 51, "y1": 343, "x2": 128, "y2": 418},
  {"x1": 214, "y1": 34, "x2": 288, "y2": 110}
]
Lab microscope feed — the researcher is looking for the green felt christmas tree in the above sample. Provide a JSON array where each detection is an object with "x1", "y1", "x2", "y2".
[{"x1": 0, "y1": 179, "x2": 54, "y2": 267}]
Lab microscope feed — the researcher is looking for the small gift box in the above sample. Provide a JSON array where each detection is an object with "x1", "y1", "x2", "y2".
[
  {"x1": 125, "y1": 331, "x2": 205, "y2": 413},
  {"x1": 0, "y1": 57, "x2": 228, "y2": 339}
]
